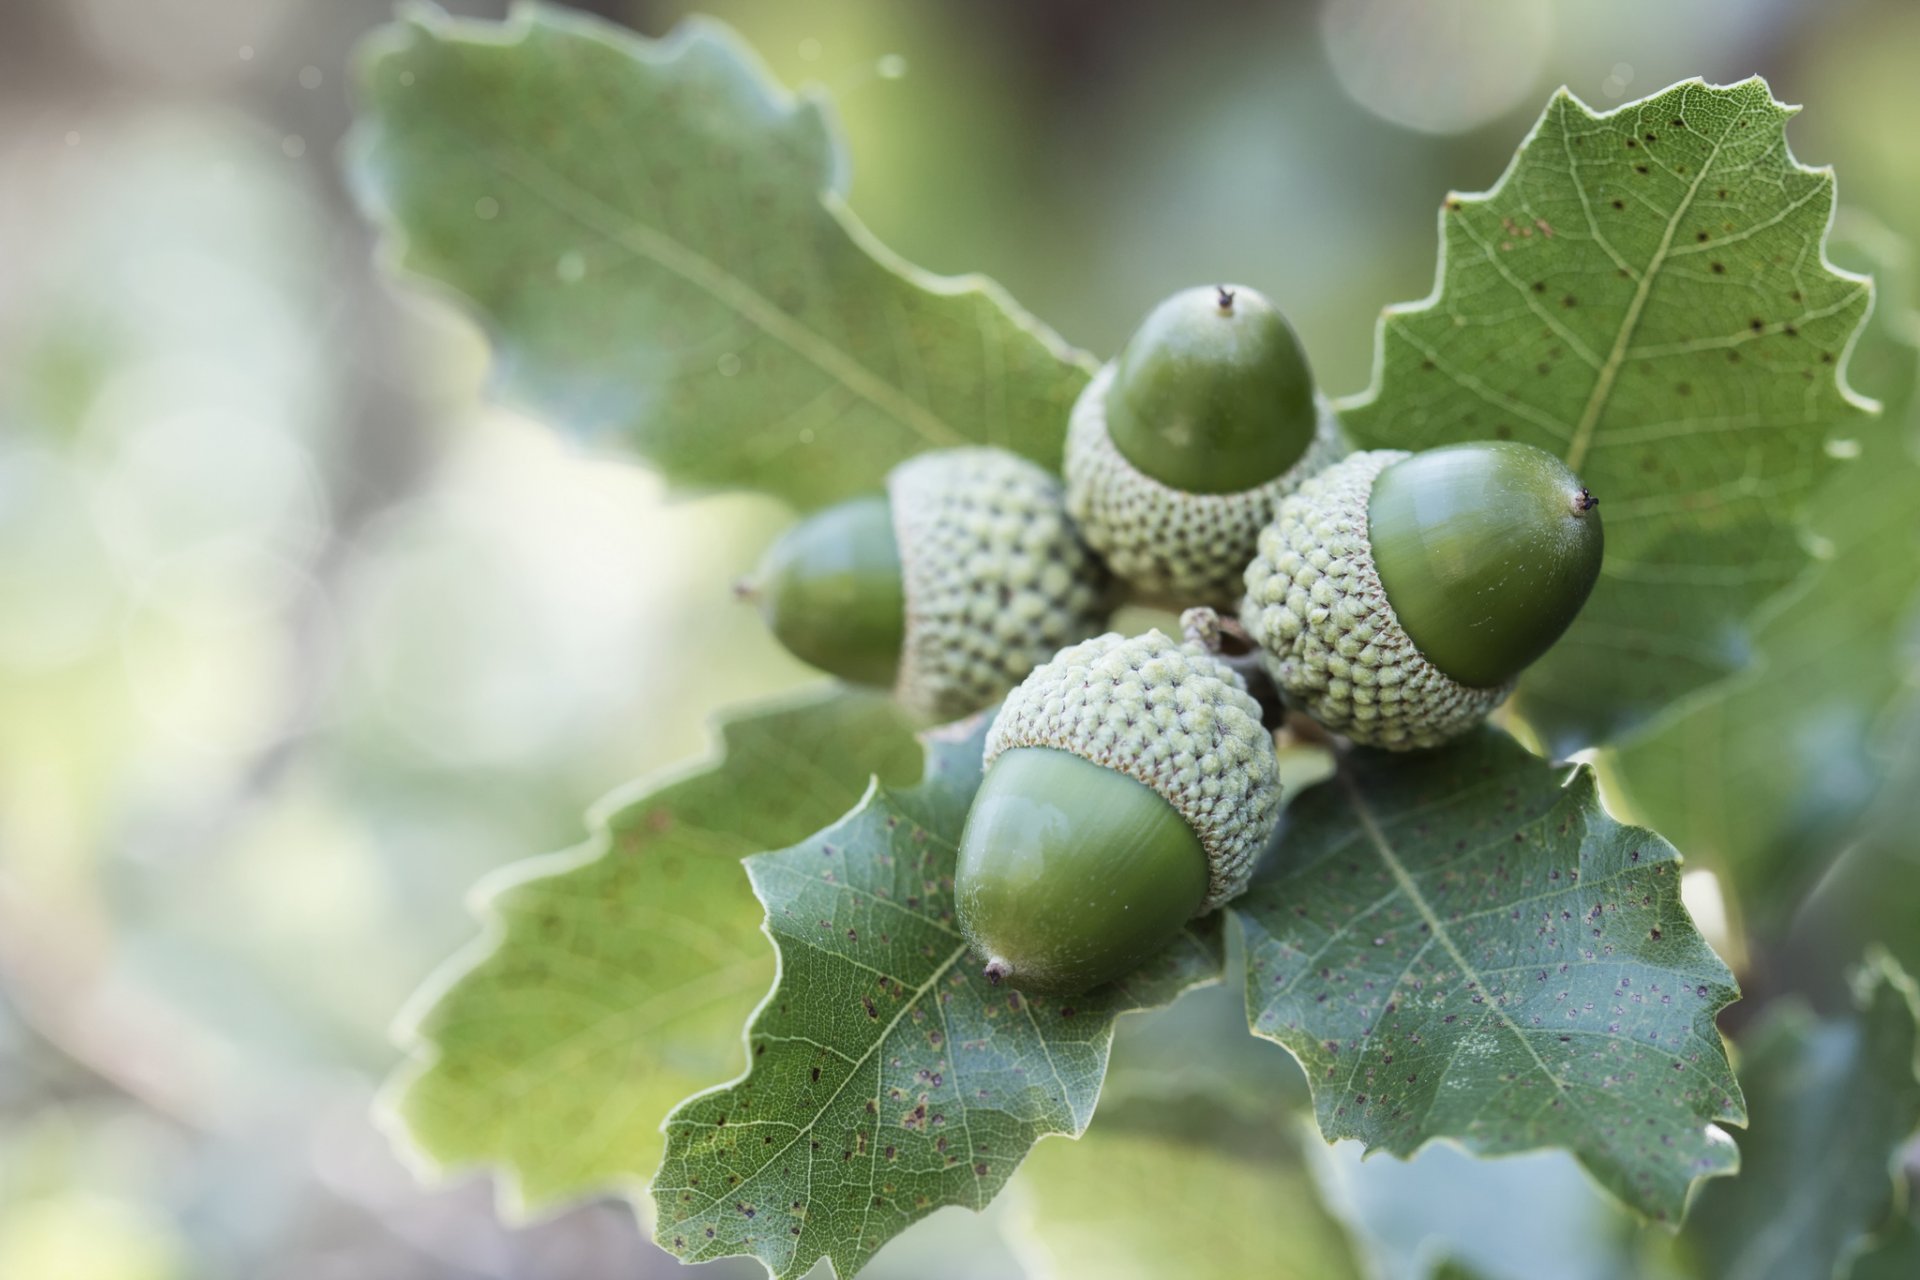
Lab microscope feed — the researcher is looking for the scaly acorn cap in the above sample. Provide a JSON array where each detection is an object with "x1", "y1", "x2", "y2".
[
  {"x1": 1065, "y1": 333, "x2": 1347, "y2": 604},
  {"x1": 1239, "y1": 445, "x2": 1601, "y2": 750},
  {"x1": 982, "y1": 627, "x2": 1278, "y2": 909},
  {"x1": 889, "y1": 448, "x2": 1116, "y2": 722},
  {"x1": 1240, "y1": 449, "x2": 1503, "y2": 749},
  {"x1": 957, "y1": 627, "x2": 1280, "y2": 994}
]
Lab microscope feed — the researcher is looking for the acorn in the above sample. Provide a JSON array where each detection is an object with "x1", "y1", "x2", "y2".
[
  {"x1": 1239, "y1": 441, "x2": 1603, "y2": 750},
  {"x1": 1065, "y1": 284, "x2": 1346, "y2": 603},
  {"x1": 742, "y1": 447, "x2": 1117, "y2": 722},
  {"x1": 955, "y1": 619, "x2": 1280, "y2": 996}
]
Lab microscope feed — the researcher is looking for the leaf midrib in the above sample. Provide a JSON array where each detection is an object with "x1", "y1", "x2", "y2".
[
  {"x1": 1337, "y1": 770, "x2": 1577, "y2": 1103},
  {"x1": 419, "y1": 116, "x2": 970, "y2": 451},
  {"x1": 1564, "y1": 84, "x2": 1730, "y2": 472},
  {"x1": 664, "y1": 937, "x2": 968, "y2": 1265}
]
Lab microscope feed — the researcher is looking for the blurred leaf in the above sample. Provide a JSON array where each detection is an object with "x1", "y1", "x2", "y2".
[
  {"x1": 1607, "y1": 217, "x2": 1920, "y2": 933},
  {"x1": 0, "y1": 1192, "x2": 186, "y2": 1280},
  {"x1": 1850, "y1": 1199, "x2": 1920, "y2": 1280},
  {"x1": 651, "y1": 714, "x2": 1225, "y2": 1279},
  {"x1": 349, "y1": 4, "x2": 1092, "y2": 510},
  {"x1": 1342, "y1": 79, "x2": 1873, "y2": 753},
  {"x1": 384, "y1": 689, "x2": 921, "y2": 1216},
  {"x1": 1310, "y1": 1139, "x2": 1653, "y2": 1280},
  {"x1": 1008, "y1": 1097, "x2": 1361, "y2": 1280},
  {"x1": 1682, "y1": 951, "x2": 1920, "y2": 1280},
  {"x1": 1234, "y1": 729, "x2": 1743, "y2": 1224}
]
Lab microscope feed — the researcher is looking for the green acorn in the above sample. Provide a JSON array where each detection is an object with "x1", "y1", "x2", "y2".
[
  {"x1": 1065, "y1": 284, "x2": 1346, "y2": 603},
  {"x1": 955, "y1": 621, "x2": 1280, "y2": 996},
  {"x1": 742, "y1": 448, "x2": 1117, "y2": 722},
  {"x1": 1239, "y1": 441, "x2": 1603, "y2": 750}
]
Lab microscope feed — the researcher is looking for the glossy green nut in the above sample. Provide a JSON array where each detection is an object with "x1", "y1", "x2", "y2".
[
  {"x1": 957, "y1": 629, "x2": 1280, "y2": 995},
  {"x1": 1066, "y1": 286, "x2": 1345, "y2": 603},
  {"x1": 1369, "y1": 441, "x2": 1603, "y2": 689},
  {"x1": 744, "y1": 449, "x2": 1117, "y2": 722},
  {"x1": 745, "y1": 496, "x2": 905, "y2": 689},
  {"x1": 1107, "y1": 285, "x2": 1317, "y2": 493},
  {"x1": 1239, "y1": 445, "x2": 1602, "y2": 750},
  {"x1": 957, "y1": 748, "x2": 1208, "y2": 997}
]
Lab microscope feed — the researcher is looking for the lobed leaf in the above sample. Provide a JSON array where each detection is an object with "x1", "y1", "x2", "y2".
[
  {"x1": 1234, "y1": 728, "x2": 1743, "y2": 1224},
  {"x1": 650, "y1": 714, "x2": 1225, "y2": 1279},
  {"x1": 1341, "y1": 79, "x2": 1874, "y2": 753},
  {"x1": 1606, "y1": 217, "x2": 1920, "y2": 933},
  {"x1": 348, "y1": 3, "x2": 1093, "y2": 510},
  {"x1": 382, "y1": 690, "x2": 921, "y2": 1216},
  {"x1": 1681, "y1": 951, "x2": 1920, "y2": 1280}
]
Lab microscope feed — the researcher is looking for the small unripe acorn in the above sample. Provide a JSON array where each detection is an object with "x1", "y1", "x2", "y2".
[
  {"x1": 1065, "y1": 284, "x2": 1346, "y2": 603},
  {"x1": 746, "y1": 495, "x2": 905, "y2": 689},
  {"x1": 742, "y1": 448, "x2": 1117, "y2": 721},
  {"x1": 1240, "y1": 441, "x2": 1603, "y2": 750},
  {"x1": 956, "y1": 622, "x2": 1281, "y2": 996}
]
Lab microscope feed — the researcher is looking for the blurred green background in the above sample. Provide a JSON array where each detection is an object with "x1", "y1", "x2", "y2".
[{"x1": 2, "y1": 0, "x2": 1916, "y2": 1275}]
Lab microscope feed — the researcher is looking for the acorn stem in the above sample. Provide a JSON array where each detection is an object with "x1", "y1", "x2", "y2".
[
  {"x1": 1181, "y1": 607, "x2": 1285, "y2": 729},
  {"x1": 1180, "y1": 605, "x2": 1224, "y2": 652},
  {"x1": 1280, "y1": 709, "x2": 1339, "y2": 751}
]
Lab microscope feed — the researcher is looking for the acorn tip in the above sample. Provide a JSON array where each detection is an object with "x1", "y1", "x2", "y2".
[
  {"x1": 732, "y1": 576, "x2": 761, "y2": 602},
  {"x1": 983, "y1": 958, "x2": 1011, "y2": 986},
  {"x1": 1215, "y1": 284, "x2": 1236, "y2": 312},
  {"x1": 1572, "y1": 488, "x2": 1598, "y2": 515}
]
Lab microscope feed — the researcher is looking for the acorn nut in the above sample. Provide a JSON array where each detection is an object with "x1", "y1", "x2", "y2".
[
  {"x1": 1065, "y1": 284, "x2": 1346, "y2": 603},
  {"x1": 742, "y1": 447, "x2": 1118, "y2": 722},
  {"x1": 955, "y1": 626, "x2": 1281, "y2": 996},
  {"x1": 1240, "y1": 441, "x2": 1603, "y2": 750}
]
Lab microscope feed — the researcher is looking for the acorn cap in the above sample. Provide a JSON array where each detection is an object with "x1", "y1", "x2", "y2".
[
  {"x1": 889, "y1": 448, "x2": 1116, "y2": 722},
  {"x1": 1066, "y1": 362, "x2": 1348, "y2": 604},
  {"x1": 983, "y1": 628, "x2": 1279, "y2": 910},
  {"x1": 1239, "y1": 449, "x2": 1509, "y2": 750}
]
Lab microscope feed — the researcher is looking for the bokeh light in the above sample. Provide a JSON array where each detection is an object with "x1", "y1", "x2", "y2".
[{"x1": 1319, "y1": 0, "x2": 1553, "y2": 135}]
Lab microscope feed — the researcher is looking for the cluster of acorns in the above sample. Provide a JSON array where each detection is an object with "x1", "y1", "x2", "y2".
[{"x1": 738, "y1": 285, "x2": 1603, "y2": 997}]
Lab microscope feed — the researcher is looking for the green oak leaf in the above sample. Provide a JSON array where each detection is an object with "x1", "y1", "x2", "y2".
[
  {"x1": 1607, "y1": 217, "x2": 1920, "y2": 934},
  {"x1": 1851, "y1": 1199, "x2": 1920, "y2": 1280},
  {"x1": 1007, "y1": 1096, "x2": 1362, "y2": 1280},
  {"x1": 1430, "y1": 1264, "x2": 1497, "y2": 1280},
  {"x1": 1234, "y1": 728, "x2": 1743, "y2": 1224},
  {"x1": 650, "y1": 713, "x2": 1225, "y2": 1279},
  {"x1": 1341, "y1": 78, "x2": 1874, "y2": 754},
  {"x1": 382, "y1": 689, "x2": 920, "y2": 1216},
  {"x1": 1682, "y1": 951, "x2": 1920, "y2": 1280},
  {"x1": 349, "y1": 3, "x2": 1092, "y2": 510}
]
